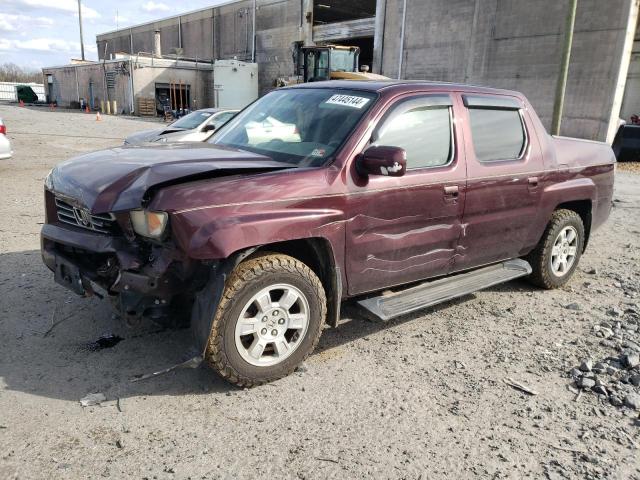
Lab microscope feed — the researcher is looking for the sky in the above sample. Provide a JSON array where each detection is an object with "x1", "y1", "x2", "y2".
[{"x1": 0, "y1": 0, "x2": 230, "y2": 69}]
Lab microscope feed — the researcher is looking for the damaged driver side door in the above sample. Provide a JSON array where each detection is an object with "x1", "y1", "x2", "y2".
[{"x1": 345, "y1": 93, "x2": 467, "y2": 295}]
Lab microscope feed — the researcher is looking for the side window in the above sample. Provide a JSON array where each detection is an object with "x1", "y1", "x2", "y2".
[
  {"x1": 209, "y1": 111, "x2": 235, "y2": 129},
  {"x1": 467, "y1": 108, "x2": 526, "y2": 162},
  {"x1": 373, "y1": 97, "x2": 453, "y2": 169}
]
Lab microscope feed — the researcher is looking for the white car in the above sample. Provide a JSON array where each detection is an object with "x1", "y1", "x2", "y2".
[
  {"x1": 0, "y1": 117, "x2": 12, "y2": 159},
  {"x1": 245, "y1": 116, "x2": 302, "y2": 145},
  {"x1": 124, "y1": 108, "x2": 238, "y2": 145}
]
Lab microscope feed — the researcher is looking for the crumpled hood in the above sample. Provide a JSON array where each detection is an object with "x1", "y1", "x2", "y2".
[{"x1": 47, "y1": 142, "x2": 292, "y2": 213}]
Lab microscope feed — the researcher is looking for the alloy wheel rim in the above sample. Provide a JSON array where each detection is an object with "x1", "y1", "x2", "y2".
[
  {"x1": 234, "y1": 283, "x2": 310, "y2": 367},
  {"x1": 550, "y1": 226, "x2": 578, "y2": 277}
]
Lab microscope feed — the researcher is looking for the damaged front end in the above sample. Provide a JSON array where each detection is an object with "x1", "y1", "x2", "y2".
[{"x1": 41, "y1": 189, "x2": 206, "y2": 327}]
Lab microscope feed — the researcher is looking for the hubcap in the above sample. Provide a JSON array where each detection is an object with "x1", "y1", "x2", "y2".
[
  {"x1": 234, "y1": 283, "x2": 309, "y2": 367},
  {"x1": 550, "y1": 226, "x2": 578, "y2": 277}
]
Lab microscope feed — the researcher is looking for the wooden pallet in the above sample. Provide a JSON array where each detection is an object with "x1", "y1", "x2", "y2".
[{"x1": 137, "y1": 97, "x2": 156, "y2": 116}]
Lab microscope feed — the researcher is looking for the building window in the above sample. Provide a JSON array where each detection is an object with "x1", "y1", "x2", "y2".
[{"x1": 468, "y1": 109, "x2": 526, "y2": 162}]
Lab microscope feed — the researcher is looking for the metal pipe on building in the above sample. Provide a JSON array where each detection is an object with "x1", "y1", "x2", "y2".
[
  {"x1": 252, "y1": 0, "x2": 257, "y2": 62},
  {"x1": 154, "y1": 29, "x2": 162, "y2": 58},
  {"x1": 397, "y1": 0, "x2": 407, "y2": 80},
  {"x1": 129, "y1": 59, "x2": 135, "y2": 114},
  {"x1": 551, "y1": 0, "x2": 578, "y2": 136},
  {"x1": 74, "y1": 66, "x2": 80, "y2": 104}
]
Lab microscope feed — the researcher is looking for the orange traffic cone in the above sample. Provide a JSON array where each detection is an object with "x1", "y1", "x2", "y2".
[
  {"x1": 85, "y1": 106, "x2": 90, "y2": 113},
  {"x1": 19, "y1": 99, "x2": 24, "y2": 107},
  {"x1": 96, "y1": 111, "x2": 101, "y2": 122}
]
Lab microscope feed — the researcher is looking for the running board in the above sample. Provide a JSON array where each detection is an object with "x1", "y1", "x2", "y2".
[{"x1": 356, "y1": 259, "x2": 532, "y2": 322}]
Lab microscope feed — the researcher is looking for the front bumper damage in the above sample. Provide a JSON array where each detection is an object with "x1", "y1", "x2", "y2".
[
  {"x1": 40, "y1": 223, "x2": 255, "y2": 376},
  {"x1": 41, "y1": 223, "x2": 198, "y2": 326}
]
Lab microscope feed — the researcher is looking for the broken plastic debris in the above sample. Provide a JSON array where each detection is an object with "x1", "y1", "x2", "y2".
[{"x1": 130, "y1": 355, "x2": 202, "y2": 382}]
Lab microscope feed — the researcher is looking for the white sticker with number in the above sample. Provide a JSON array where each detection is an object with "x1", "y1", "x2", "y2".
[{"x1": 325, "y1": 94, "x2": 370, "y2": 109}]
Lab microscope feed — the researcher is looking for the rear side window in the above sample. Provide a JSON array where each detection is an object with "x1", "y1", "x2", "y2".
[
  {"x1": 468, "y1": 108, "x2": 526, "y2": 162},
  {"x1": 374, "y1": 96, "x2": 453, "y2": 169}
]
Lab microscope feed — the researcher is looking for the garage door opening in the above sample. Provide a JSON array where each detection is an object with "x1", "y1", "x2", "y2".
[
  {"x1": 313, "y1": 0, "x2": 376, "y2": 24},
  {"x1": 311, "y1": 0, "x2": 376, "y2": 73},
  {"x1": 155, "y1": 82, "x2": 191, "y2": 116}
]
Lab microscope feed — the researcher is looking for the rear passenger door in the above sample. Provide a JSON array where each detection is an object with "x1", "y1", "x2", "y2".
[
  {"x1": 345, "y1": 94, "x2": 466, "y2": 295},
  {"x1": 454, "y1": 94, "x2": 544, "y2": 272}
]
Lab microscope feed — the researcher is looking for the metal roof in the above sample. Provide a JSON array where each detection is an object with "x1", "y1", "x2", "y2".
[{"x1": 97, "y1": 0, "x2": 242, "y2": 37}]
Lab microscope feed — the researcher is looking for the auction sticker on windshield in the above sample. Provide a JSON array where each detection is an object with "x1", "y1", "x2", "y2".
[{"x1": 326, "y1": 94, "x2": 371, "y2": 109}]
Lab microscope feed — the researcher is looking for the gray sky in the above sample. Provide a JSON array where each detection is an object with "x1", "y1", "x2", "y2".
[{"x1": 0, "y1": 0, "x2": 229, "y2": 69}]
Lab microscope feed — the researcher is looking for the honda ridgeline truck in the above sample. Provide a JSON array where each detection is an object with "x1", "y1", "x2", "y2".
[{"x1": 41, "y1": 81, "x2": 615, "y2": 386}]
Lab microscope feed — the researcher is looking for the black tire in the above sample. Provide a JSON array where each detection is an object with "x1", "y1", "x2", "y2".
[
  {"x1": 205, "y1": 253, "x2": 326, "y2": 387},
  {"x1": 526, "y1": 209, "x2": 585, "y2": 289}
]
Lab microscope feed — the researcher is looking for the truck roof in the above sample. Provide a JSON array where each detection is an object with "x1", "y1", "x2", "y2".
[{"x1": 287, "y1": 80, "x2": 522, "y2": 98}]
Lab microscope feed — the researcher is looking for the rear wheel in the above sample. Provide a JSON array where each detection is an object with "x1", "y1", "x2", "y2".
[
  {"x1": 205, "y1": 253, "x2": 326, "y2": 387},
  {"x1": 526, "y1": 209, "x2": 585, "y2": 289}
]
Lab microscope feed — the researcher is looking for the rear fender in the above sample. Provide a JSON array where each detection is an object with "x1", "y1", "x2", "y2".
[{"x1": 525, "y1": 177, "x2": 595, "y2": 251}]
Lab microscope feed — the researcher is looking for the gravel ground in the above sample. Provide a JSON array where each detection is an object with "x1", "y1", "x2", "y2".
[{"x1": 0, "y1": 104, "x2": 639, "y2": 479}]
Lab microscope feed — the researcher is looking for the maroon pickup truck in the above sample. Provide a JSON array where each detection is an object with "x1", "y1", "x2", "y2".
[{"x1": 42, "y1": 81, "x2": 615, "y2": 386}]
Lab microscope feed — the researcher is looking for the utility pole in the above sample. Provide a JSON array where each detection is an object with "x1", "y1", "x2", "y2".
[
  {"x1": 551, "y1": 0, "x2": 578, "y2": 136},
  {"x1": 78, "y1": 0, "x2": 85, "y2": 61}
]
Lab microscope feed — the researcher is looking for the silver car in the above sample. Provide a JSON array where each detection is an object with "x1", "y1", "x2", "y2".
[
  {"x1": 123, "y1": 108, "x2": 238, "y2": 145},
  {"x1": 0, "y1": 117, "x2": 12, "y2": 159}
]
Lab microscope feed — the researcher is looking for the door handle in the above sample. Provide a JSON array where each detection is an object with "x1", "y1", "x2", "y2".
[
  {"x1": 444, "y1": 185, "x2": 459, "y2": 196},
  {"x1": 528, "y1": 177, "x2": 539, "y2": 186}
]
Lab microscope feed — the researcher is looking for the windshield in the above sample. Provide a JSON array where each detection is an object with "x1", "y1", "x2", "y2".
[
  {"x1": 170, "y1": 111, "x2": 213, "y2": 130},
  {"x1": 330, "y1": 49, "x2": 358, "y2": 72},
  {"x1": 210, "y1": 89, "x2": 376, "y2": 167}
]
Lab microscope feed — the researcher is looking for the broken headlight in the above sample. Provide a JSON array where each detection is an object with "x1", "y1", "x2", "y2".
[
  {"x1": 130, "y1": 209, "x2": 168, "y2": 239},
  {"x1": 44, "y1": 169, "x2": 54, "y2": 190}
]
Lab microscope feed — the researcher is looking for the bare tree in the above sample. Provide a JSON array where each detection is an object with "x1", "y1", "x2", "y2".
[{"x1": 0, "y1": 63, "x2": 42, "y2": 83}]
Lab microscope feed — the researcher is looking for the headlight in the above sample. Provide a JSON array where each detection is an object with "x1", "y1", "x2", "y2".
[
  {"x1": 130, "y1": 209, "x2": 168, "y2": 239},
  {"x1": 44, "y1": 169, "x2": 54, "y2": 190}
]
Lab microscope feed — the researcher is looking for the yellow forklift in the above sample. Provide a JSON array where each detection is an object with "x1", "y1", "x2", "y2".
[
  {"x1": 281, "y1": 44, "x2": 388, "y2": 85},
  {"x1": 301, "y1": 44, "x2": 388, "y2": 81}
]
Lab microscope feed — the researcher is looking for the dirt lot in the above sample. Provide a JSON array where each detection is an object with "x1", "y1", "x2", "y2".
[{"x1": 0, "y1": 104, "x2": 639, "y2": 479}]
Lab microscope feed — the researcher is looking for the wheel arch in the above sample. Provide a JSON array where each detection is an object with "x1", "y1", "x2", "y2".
[
  {"x1": 553, "y1": 200, "x2": 592, "y2": 251},
  {"x1": 246, "y1": 237, "x2": 342, "y2": 328}
]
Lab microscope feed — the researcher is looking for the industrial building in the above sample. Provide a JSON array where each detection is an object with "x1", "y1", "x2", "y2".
[
  {"x1": 42, "y1": 54, "x2": 257, "y2": 115},
  {"x1": 44, "y1": 0, "x2": 638, "y2": 142}
]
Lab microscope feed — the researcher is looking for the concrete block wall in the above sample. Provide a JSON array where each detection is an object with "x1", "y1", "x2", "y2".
[
  {"x1": 96, "y1": 0, "x2": 304, "y2": 96},
  {"x1": 43, "y1": 63, "x2": 133, "y2": 113},
  {"x1": 380, "y1": 0, "x2": 635, "y2": 141},
  {"x1": 621, "y1": 16, "x2": 640, "y2": 121}
]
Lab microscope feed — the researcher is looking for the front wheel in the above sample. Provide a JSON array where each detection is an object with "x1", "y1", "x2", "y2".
[
  {"x1": 526, "y1": 209, "x2": 585, "y2": 289},
  {"x1": 205, "y1": 253, "x2": 326, "y2": 387}
]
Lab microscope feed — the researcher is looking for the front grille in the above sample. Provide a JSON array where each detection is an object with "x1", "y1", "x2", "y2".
[{"x1": 55, "y1": 197, "x2": 117, "y2": 234}]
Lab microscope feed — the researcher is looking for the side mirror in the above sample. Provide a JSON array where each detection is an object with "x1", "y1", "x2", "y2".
[
  {"x1": 202, "y1": 124, "x2": 217, "y2": 133},
  {"x1": 357, "y1": 145, "x2": 407, "y2": 177}
]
